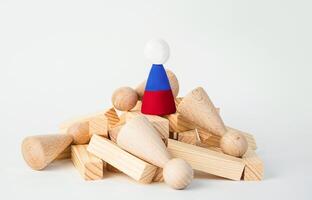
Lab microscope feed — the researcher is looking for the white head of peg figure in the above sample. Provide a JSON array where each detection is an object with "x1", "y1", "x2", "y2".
[{"x1": 144, "y1": 38, "x2": 170, "y2": 64}]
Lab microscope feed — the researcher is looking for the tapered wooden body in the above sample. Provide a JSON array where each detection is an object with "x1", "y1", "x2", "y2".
[
  {"x1": 117, "y1": 116, "x2": 171, "y2": 167},
  {"x1": 22, "y1": 134, "x2": 73, "y2": 170},
  {"x1": 177, "y1": 87, "x2": 227, "y2": 136}
]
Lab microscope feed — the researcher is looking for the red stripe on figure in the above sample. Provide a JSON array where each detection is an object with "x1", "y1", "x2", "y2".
[{"x1": 141, "y1": 90, "x2": 176, "y2": 115}]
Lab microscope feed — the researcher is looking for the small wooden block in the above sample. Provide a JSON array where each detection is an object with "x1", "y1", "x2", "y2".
[
  {"x1": 60, "y1": 108, "x2": 119, "y2": 139},
  {"x1": 71, "y1": 145, "x2": 104, "y2": 181},
  {"x1": 87, "y1": 135, "x2": 157, "y2": 184},
  {"x1": 89, "y1": 114, "x2": 108, "y2": 137},
  {"x1": 105, "y1": 107, "x2": 120, "y2": 129},
  {"x1": 164, "y1": 113, "x2": 196, "y2": 133},
  {"x1": 121, "y1": 111, "x2": 169, "y2": 139},
  {"x1": 55, "y1": 146, "x2": 71, "y2": 160},
  {"x1": 167, "y1": 139, "x2": 245, "y2": 180},
  {"x1": 152, "y1": 167, "x2": 164, "y2": 182},
  {"x1": 242, "y1": 150, "x2": 264, "y2": 181},
  {"x1": 60, "y1": 111, "x2": 105, "y2": 131},
  {"x1": 178, "y1": 129, "x2": 199, "y2": 145}
]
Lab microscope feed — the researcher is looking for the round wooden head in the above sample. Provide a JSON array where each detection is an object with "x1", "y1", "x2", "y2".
[{"x1": 163, "y1": 158, "x2": 193, "y2": 189}]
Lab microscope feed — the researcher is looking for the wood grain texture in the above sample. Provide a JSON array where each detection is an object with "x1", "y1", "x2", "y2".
[
  {"x1": 22, "y1": 134, "x2": 73, "y2": 170},
  {"x1": 117, "y1": 116, "x2": 171, "y2": 168},
  {"x1": 71, "y1": 145, "x2": 104, "y2": 180},
  {"x1": 167, "y1": 139, "x2": 245, "y2": 180},
  {"x1": 105, "y1": 107, "x2": 120, "y2": 129},
  {"x1": 242, "y1": 150, "x2": 264, "y2": 181},
  {"x1": 177, "y1": 87, "x2": 227, "y2": 136},
  {"x1": 59, "y1": 111, "x2": 104, "y2": 131},
  {"x1": 199, "y1": 126, "x2": 257, "y2": 150},
  {"x1": 121, "y1": 111, "x2": 169, "y2": 139},
  {"x1": 178, "y1": 129, "x2": 199, "y2": 145},
  {"x1": 164, "y1": 113, "x2": 196, "y2": 133},
  {"x1": 87, "y1": 135, "x2": 157, "y2": 184},
  {"x1": 152, "y1": 168, "x2": 164, "y2": 182}
]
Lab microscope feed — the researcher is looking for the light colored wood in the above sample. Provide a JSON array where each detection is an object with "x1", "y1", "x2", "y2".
[
  {"x1": 220, "y1": 130, "x2": 248, "y2": 157},
  {"x1": 177, "y1": 87, "x2": 227, "y2": 136},
  {"x1": 117, "y1": 115, "x2": 171, "y2": 167},
  {"x1": 131, "y1": 100, "x2": 142, "y2": 111},
  {"x1": 89, "y1": 114, "x2": 108, "y2": 137},
  {"x1": 152, "y1": 168, "x2": 164, "y2": 182},
  {"x1": 55, "y1": 146, "x2": 71, "y2": 160},
  {"x1": 178, "y1": 129, "x2": 199, "y2": 145},
  {"x1": 87, "y1": 135, "x2": 157, "y2": 184},
  {"x1": 164, "y1": 113, "x2": 196, "y2": 133},
  {"x1": 242, "y1": 150, "x2": 264, "y2": 181},
  {"x1": 67, "y1": 121, "x2": 90, "y2": 144},
  {"x1": 174, "y1": 97, "x2": 183, "y2": 108},
  {"x1": 116, "y1": 116, "x2": 193, "y2": 189},
  {"x1": 71, "y1": 145, "x2": 104, "y2": 180},
  {"x1": 163, "y1": 158, "x2": 193, "y2": 190},
  {"x1": 108, "y1": 124, "x2": 123, "y2": 143},
  {"x1": 227, "y1": 126, "x2": 257, "y2": 150},
  {"x1": 59, "y1": 111, "x2": 104, "y2": 131},
  {"x1": 167, "y1": 139, "x2": 245, "y2": 180},
  {"x1": 105, "y1": 107, "x2": 120, "y2": 129},
  {"x1": 135, "y1": 69, "x2": 179, "y2": 99},
  {"x1": 121, "y1": 111, "x2": 169, "y2": 139},
  {"x1": 22, "y1": 134, "x2": 73, "y2": 170},
  {"x1": 106, "y1": 164, "x2": 121, "y2": 173},
  {"x1": 112, "y1": 87, "x2": 138, "y2": 111},
  {"x1": 198, "y1": 126, "x2": 257, "y2": 150}
]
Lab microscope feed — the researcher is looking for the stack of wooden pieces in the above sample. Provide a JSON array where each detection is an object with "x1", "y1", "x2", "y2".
[{"x1": 21, "y1": 70, "x2": 264, "y2": 190}]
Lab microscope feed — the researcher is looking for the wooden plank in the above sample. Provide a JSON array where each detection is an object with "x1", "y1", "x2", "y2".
[
  {"x1": 121, "y1": 111, "x2": 169, "y2": 139},
  {"x1": 71, "y1": 145, "x2": 104, "y2": 180},
  {"x1": 167, "y1": 139, "x2": 245, "y2": 180},
  {"x1": 87, "y1": 135, "x2": 157, "y2": 184},
  {"x1": 242, "y1": 150, "x2": 264, "y2": 181}
]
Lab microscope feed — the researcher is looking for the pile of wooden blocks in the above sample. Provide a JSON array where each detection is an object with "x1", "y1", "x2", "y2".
[{"x1": 21, "y1": 70, "x2": 263, "y2": 189}]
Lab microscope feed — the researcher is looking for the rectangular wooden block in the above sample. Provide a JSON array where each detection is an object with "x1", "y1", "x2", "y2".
[
  {"x1": 60, "y1": 108, "x2": 119, "y2": 138},
  {"x1": 167, "y1": 139, "x2": 245, "y2": 180},
  {"x1": 87, "y1": 135, "x2": 157, "y2": 184},
  {"x1": 105, "y1": 107, "x2": 120, "y2": 129},
  {"x1": 59, "y1": 111, "x2": 105, "y2": 131},
  {"x1": 121, "y1": 111, "x2": 169, "y2": 139},
  {"x1": 89, "y1": 114, "x2": 108, "y2": 137},
  {"x1": 178, "y1": 129, "x2": 199, "y2": 145},
  {"x1": 71, "y1": 145, "x2": 104, "y2": 181},
  {"x1": 164, "y1": 113, "x2": 196, "y2": 132},
  {"x1": 242, "y1": 150, "x2": 264, "y2": 181}
]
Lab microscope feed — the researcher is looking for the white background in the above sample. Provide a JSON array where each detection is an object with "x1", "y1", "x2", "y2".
[{"x1": 1, "y1": 0, "x2": 311, "y2": 199}]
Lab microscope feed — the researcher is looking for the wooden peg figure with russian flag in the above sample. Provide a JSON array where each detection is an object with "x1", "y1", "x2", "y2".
[{"x1": 141, "y1": 39, "x2": 176, "y2": 115}]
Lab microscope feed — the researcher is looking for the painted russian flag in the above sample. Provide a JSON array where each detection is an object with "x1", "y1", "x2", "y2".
[{"x1": 141, "y1": 64, "x2": 176, "y2": 115}]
